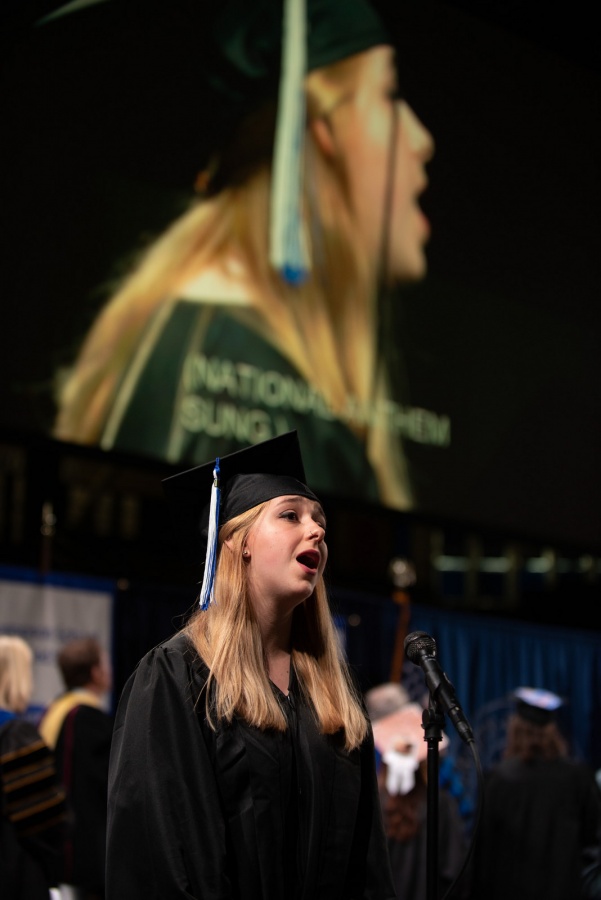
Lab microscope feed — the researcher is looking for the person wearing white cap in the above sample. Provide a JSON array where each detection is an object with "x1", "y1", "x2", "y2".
[{"x1": 473, "y1": 686, "x2": 601, "y2": 900}]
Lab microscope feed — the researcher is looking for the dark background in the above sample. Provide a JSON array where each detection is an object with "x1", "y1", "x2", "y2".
[{"x1": 383, "y1": 0, "x2": 601, "y2": 549}]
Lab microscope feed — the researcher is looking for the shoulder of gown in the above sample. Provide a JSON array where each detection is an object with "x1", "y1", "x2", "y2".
[{"x1": 106, "y1": 630, "x2": 232, "y2": 900}]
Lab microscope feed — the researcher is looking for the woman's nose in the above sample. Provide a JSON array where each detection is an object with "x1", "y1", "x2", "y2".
[{"x1": 401, "y1": 101, "x2": 435, "y2": 163}]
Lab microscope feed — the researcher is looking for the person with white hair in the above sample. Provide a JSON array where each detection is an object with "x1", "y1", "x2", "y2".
[{"x1": 365, "y1": 680, "x2": 470, "y2": 899}]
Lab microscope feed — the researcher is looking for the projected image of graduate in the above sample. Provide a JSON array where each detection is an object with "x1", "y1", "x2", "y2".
[{"x1": 46, "y1": 0, "x2": 434, "y2": 508}]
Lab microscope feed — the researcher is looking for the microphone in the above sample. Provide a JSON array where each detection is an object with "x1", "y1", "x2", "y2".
[{"x1": 404, "y1": 631, "x2": 474, "y2": 745}]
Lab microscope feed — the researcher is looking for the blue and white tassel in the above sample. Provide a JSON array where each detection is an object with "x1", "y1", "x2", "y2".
[
  {"x1": 269, "y1": 0, "x2": 310, "y2": 284},
  {"x1": 198, "y1": 459, "x2": 221, "y2": 610}
]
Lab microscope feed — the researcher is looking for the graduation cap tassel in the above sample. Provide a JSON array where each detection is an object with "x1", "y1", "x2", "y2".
[
  {"x1": 269, "y1": 0, "x2": 310, "y2": 284},
  {"x1": 198, "y1": 459, "x2": 221, "y2": 610}
]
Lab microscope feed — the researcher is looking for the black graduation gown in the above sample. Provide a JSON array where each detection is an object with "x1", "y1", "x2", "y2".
[
  {"x1": 473, "y1": 756, "x2": 601, "y2": 900},
  {"x1": 106, "y1": 632, "x2": 395, "y2": 900}
]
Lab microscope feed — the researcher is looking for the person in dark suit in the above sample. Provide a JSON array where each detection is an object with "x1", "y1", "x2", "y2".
[{"x1": 40, "y1": 637, "x2": 113, "y2": 900}]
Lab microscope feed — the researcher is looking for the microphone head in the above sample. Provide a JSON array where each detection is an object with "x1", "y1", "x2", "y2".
[{"x1": 404, "y1": 630, "x2": 437, "y2": 663}]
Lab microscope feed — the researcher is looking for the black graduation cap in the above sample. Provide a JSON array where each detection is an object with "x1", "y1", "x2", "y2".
[
  {"x1": 162, "y1": 431, "x2": 320, "y2": 607},
  {"x1": 513, "y1": 686, "x2": 564, "y2": 726}
]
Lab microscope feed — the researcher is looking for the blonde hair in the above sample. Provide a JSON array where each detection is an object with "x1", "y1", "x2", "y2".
[
  {"x1": 185, "y1": 502, "x2": 369, "y2": 752},
  {"x1": 0, "y1": 635, "x2": 34, "y2": 713},
  {"x1": 54, "y1": 52, "x2": 378, "y2": 445}
]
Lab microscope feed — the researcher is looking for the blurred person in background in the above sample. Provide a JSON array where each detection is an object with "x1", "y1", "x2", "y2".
[
  {"x1": 366, "y1": 682, "x2": 470, "y2": 899},
  {"x1": 40, "y1": 637, "x2": 113, "y2": 900},
  {"x1": 0, "y1": 634, "x2": 67, "y2": 900},
  {"x1": 473, "y1": 687, "x2": 601, "y2": 900}
]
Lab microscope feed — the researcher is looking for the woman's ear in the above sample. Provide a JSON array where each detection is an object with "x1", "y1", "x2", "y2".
[
  {"x1": 310, "y1": 116, "x2": 337, "y2": 160},
  {"x1": 223, "y1": 538, "x2": 250, "y2": 558}
]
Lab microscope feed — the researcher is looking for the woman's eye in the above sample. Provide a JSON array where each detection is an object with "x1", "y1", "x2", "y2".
[{"x1": 281, "y1": 511, "x2": 298, "y2": 521}]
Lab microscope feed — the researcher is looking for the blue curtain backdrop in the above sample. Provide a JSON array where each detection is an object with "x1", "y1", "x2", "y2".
[
  {"x1": 405, "y1": 604, "x2": 601, "y2": 772},
  {"x1": 329, "y1": 588, "x2": 601, "y2": 781}
]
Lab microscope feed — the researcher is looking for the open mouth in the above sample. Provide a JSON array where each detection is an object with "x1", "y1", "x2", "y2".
[{"x1": 297, "y1": 551, "x2": 319, "y2": 570}]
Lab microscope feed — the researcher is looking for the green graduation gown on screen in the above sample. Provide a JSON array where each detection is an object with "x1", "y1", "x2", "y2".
[
  {"x1": 101, "y1": 301, "x2": 380, "y2": 502},
  {"x1": 106, "y1": 632, "x2": 395, "y2": 900}
]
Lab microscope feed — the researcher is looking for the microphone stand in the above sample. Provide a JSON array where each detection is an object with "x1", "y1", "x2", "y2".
[{"x1": 422, "y1": 697, "x2": 446, "y2": 900}]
